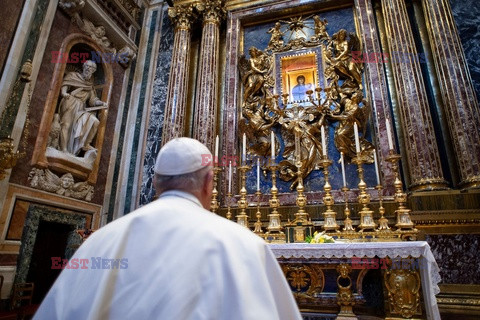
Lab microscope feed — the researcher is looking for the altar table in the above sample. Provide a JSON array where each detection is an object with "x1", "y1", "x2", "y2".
[{"x1": 269, "y1": 241, "x2": 441, "y2": 320}]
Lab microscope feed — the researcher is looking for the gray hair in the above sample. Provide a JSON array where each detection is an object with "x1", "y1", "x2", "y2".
[
  {"x1": 83, "y1": 60, "x2": 97, "y2": 70},
  {"x1": 154, "y1": 166, "x2": 211, "y2": 194}
]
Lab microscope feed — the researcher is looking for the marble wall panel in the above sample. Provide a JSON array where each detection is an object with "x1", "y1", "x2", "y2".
[
  {"x1": 123, "y1": 10, "x2": 159, "y2": 213},
  {"x1": 0, "y1": 0, "x2": 26, "y2": 77},
  {"x1": 450, "y1": 0, "x2": 480, "y2": 100},
  {"x1": 139, "y1": 7, "x2": 174, "y2": 206},
  {"x1": 426, "y1": 234, "x2": 480, "y2": 284}
]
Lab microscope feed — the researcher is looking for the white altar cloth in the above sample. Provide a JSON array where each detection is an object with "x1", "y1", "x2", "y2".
[{"x1": 269, "y1": 241, "x2": 441, "y2": 320}]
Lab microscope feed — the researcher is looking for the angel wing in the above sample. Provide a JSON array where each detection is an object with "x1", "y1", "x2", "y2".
[
  {"x1": 238, "y1": 117, "x2": 255, "y2": 143},
  {"x1": 238, "y1": 54, "x2": 250, "y2": 84},
  {"x1": 348, "y1": 33, "x2": 362, "y2": 53},
  {"x1": 355, "y1": 100, "x2": 371, "y2": 135}
]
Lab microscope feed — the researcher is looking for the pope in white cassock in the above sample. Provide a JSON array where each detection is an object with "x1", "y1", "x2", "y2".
[{"x1": 34, "y1": 137, "x2": 302, "y2": 320}]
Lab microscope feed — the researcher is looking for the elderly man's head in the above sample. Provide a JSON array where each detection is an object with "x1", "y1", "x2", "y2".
[
  {"x1": 82, "y1": 60, "x2": 97, "y2": 79},
  {"x1": 153, "y1": 138, "x2": 214, "y2": 209}
]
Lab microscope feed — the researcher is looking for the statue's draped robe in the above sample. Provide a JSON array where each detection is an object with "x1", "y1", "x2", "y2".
[{"x1": 59, "y1": 72, "x2": 100, "y2": 155}]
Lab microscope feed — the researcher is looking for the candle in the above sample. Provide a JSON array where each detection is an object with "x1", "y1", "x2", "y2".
[
  {"x1": 354, "y1": 122, "x2": 360, "y2": 154},
  {"x1": 295, "y1": 132, "x2": 300, "y2": 162},
  {"x1": 256, "y1": 158, "x2": 260, "y2": 191},
  {"x1": 242, "y1": 133, "x2": 246, "y2": 164},
  {"x1": 386, "y1": 119, "x2": 394, "y2": 150},
  {"x1": 228, "y1": 161, "x2": 232, "y2": 194},
  {"x1": 373, "y1": 150, "x2": 380, "y2": 185},
  {"x1": 340, "y1": 152, "x2": 346, "y2": 187},
  {"x1": 215, "y1": 135, "x2": 219, "y2": 165},
  {"x1": 321, "y1": 125, "x2": 327, "y2": 156},
  {"x1": 271, "y1": 131, "x2": 275, "y2": 159}
]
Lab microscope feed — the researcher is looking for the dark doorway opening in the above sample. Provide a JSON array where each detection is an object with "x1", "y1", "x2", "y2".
[{"x1": 25, "y1": 220, "x2": 73, "y2": 304}]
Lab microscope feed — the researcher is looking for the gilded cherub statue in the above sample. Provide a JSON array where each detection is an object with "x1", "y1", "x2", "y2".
[{"x1": 267, "y1": 22, "x2": 284, "y2": 49}]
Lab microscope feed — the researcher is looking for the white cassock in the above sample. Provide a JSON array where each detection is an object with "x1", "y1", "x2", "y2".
[{"x1": 34, "y1": 190, "x2": 302, "y2": 320}]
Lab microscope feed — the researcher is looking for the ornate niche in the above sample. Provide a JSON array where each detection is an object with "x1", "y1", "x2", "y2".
[
  {"x1": 31, "y1": 34, "x2": 113, "y2": 190},
  {"x1": 238, "y1": 16, "x2": 374, "y2": 191}
]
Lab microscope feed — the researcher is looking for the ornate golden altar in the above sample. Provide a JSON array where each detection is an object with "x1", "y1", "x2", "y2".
[{"x1": 270, "y1": 241, "x2": 441, "y2": 320}]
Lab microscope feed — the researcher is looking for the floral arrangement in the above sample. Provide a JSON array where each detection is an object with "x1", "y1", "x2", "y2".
[{"x1": 305, "y1": 231, "x2": 335, "y2": 243}]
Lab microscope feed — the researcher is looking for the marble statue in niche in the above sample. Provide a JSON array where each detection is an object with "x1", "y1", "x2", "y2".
[{"x1": 49, "y1": 60, "x2": 107, "y2": 157}]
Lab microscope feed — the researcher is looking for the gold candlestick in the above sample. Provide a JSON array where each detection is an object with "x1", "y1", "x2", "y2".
[
  {"x1": 386, "y1": 150, "x2": 416, "y2": 230},
  {"x1": 376, "y1": 184, "x2": 390, "y2": 231},
  {"x1": 320, "y1": 156, "x2": 339, "y2": 232},
  {"x1": 264, "y1": 164, "x2": 285, "y2": 242},
  {"x1": 253, "y1": 190, "x2": 264, "y2": 236},
  {"x1": 294, "y1": 160, "x2": 309, "y2": 223},
  {"x1": 236, "y1": 165, "x2": 251, "y2": 228},
  {"x1": 341, "y1": 186, "x2": 355, "y2": 232},
  {"x1": 284, "y1": 159, "x2": 314, "y2": 243},
  {"x1": 352, "y1": 154, "x2": 376, "y2": 231},
  {"x1": 226, "y1": 192, "x2": 233, "y2": 220},
  {"x1": 210, "y1": 166, "x2": 222, "y2": 213}
]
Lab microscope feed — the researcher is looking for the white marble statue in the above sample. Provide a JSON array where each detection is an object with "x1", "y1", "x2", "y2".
[{"x1": 58, "y1": 60, "x2": 107, "y2": 156}]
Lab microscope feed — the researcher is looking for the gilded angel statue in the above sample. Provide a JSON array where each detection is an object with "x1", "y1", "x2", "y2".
[
  {"x1": 327, "y1": 91, "x2": 374, "y2": 163},
  {"x1": 238, "y1": 47, "x2": 271, "y2": 104},
  {"x1": 239, "y1": 106, "x2": 278, "y2": 158},
  {"x1": 327, "y1": 29, "x2": 363, "y2": 93}
]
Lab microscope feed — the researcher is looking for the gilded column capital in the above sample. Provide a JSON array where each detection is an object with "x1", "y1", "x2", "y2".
[
  {"x1": 168, "y1": 4, "x2": 200, "y2": 31},
  {"x1": 198, "y1": 0, "x2": 226, "y2": 25}
]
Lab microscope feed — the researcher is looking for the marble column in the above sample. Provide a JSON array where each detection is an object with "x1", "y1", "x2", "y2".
[
  {"x1": 161, "y1": 5, "x2": 197, "y2": 145},
  {"x1": 381, "y1": 0, "x2": 448, "y2": 191},
  {"x1": 354, "y1": 0, "x2": 396, "y2": 193},
  {"x1": 422, "y1": 0, "x2": 480, "y2": 189},
  {"x1": 192, "y1": 0, "x2": 225, "y2": 152}
]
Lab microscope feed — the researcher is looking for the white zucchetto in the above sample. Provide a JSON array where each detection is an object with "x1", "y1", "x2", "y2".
[{"x1": 154, "y1": 137, "x2": 212, "y2": 175}]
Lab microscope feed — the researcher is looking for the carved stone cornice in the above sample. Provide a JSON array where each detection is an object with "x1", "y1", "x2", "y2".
[
  {"x1": 57, "y1": 0, "x2": 138, "y2": 61},
  {"x1": 115, "y1": 0, "x2": 141, "y2": 21},
  {"x1": 168, "y1": 4, "x2": 201, "y2": 31},
  {"x1": 198, "y1": 0, "x2": 226, "y2": 25}
]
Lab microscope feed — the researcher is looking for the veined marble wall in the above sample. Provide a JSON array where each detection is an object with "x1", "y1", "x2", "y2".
[
  {"x1": 426, "y1": 234, "x2": 480, "y2": 284},
  {"x1": 139, "y1": 6, "x2": 174, "y2": 206},
  {"x1": 450, "y1": 0, "x2": 480, "y2": 100}
]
